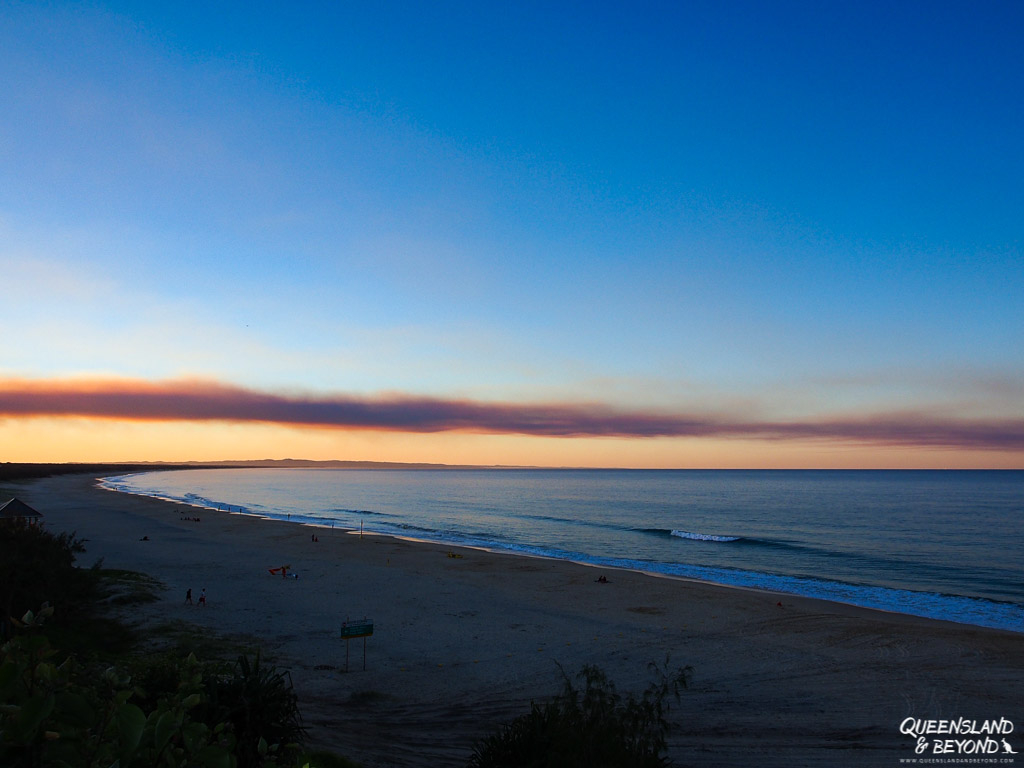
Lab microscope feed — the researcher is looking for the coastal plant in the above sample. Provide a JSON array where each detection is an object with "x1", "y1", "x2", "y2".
[
  {"x1": 0, "y1": 604, "x2": 65, "y2": 767},
  {"x1": 2, "y1": 607, "x2": 309, "y2": 768},
  {"x1": 468, "y1": 661, "x2": 692, "y2": 768},
  {"x1": 0, "y1": 518, "x2": 96, "y2": 638},
  {"x1": 202, "y1": 651, "x2": 306, "y2": 768},
  {"x1": 0, "y1": 605, "x2": 238, "y2": 768},
  {"x1": 0, "y1": 507, "x2": 321, "y2": 768},
  {"x1": 77, "y1": 654, "x2": 237, "y2": 768}
]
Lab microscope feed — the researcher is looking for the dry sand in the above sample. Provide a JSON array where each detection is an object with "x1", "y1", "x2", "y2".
[{"x1": 9, "y1": 473, "x2": 1024, "y2": 767}]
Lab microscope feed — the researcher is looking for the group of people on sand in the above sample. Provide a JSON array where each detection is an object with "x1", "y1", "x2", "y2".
[
  {"x1": 311, "y1": 533, "x2": 319, "y2": 542},
  {"x1": 181, "y1": 515, "x2": 201, "y2": 522},
  {"x1": 184, "y1": 587, "x2": 206, "y2": 606}
]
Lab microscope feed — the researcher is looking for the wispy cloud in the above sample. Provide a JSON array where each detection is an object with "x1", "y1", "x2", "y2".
[{"x1": 1, "y1": 377, "x2": 1021, "y2": 450}]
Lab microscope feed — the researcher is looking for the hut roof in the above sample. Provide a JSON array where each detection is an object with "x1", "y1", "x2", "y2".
[{"x1": 0, "y1": 498, "x2": 42, "y2": 519}]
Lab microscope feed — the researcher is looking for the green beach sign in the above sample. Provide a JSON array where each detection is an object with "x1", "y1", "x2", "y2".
[
  {"x1": 339, "y1": 619, "x2": 374, "y2": 639},
  {"x1": 339, "y1": 618, "x2": 374, "y2": 671}
]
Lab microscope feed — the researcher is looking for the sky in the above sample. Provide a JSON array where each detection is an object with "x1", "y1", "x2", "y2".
[{"x1": 1, "y1": 0, "x2": 1022, "y2": 468}]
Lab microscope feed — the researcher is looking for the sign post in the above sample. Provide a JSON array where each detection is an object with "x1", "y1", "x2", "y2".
[{"x1": 339, "y1": 618, "x2": 373, "y2": 672}]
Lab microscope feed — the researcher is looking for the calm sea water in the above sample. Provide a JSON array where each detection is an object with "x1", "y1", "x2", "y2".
[{"x1": 99, "y1": 469, "x2": 1024, "y2": 632}]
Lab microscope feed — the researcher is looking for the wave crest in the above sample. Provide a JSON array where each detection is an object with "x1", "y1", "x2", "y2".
[{"x1": 670, "y1": 529, "x2": 741, "y2": 543}]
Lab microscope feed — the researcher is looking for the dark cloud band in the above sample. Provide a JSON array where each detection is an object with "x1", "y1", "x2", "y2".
[{"x1": 1, "y1": 377, "x2": 1021, "y2": 450}]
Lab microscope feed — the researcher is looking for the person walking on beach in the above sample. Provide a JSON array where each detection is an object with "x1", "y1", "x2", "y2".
[
  {"x1": 198, "y1": 588, "x2": 206, "y2": 607},
  {"x1": 185, "y1": 588, "x2": 193, "y2": 605}
]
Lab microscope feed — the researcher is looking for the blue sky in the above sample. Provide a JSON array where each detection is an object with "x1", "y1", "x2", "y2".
[{"x1": 1, "y1": 1, "x2": 1022, "y2": 466}]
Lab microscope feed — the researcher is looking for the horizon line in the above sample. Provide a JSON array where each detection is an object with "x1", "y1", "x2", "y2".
[{"x1": 3, "y1": 459, "x2": 1022, "y2": 472}]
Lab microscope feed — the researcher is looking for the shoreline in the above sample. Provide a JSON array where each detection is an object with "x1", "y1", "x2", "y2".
[
  {"x1": 9, "y1": 472, "x2": 1024, "y2": 767},
  {"x1": 96, "y1": 470, "x2": 1024, "y2": 635}
]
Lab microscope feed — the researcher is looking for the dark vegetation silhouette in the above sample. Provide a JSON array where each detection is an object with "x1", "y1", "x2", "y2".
[
  {"x1": 0, "y1": 517, "x2": 316, "y2": 767},
  {"x1": 469, "y1": 662, "x2": 692, "y2": 768},
  {"x1": 0, "y1": 517, "x2": 95, "y2": 640}
]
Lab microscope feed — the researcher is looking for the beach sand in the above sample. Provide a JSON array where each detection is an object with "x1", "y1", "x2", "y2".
[{"x1": 10, "y1": 473, "x2": 1024, "y2": 767}]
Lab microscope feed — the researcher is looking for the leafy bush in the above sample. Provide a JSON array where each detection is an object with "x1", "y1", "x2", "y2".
[
  {"x1": 0, "y1": 512, "x2": 338, "y2": 767},
  {"x1": 0, "y1": 519, "x2": 96, "y2": 638},
  {"x1": 0, "y1": 606, "x2": 236, "y2": 768},
  {"x1": 469, "y1": 662, "x2": 692, "y2": 768},
  {"x1": 1, "y1": 609, "x2": 309, "y2": 768},
  {"x1": 202, "y1": 652, "x2": 306, "y2": 768}
]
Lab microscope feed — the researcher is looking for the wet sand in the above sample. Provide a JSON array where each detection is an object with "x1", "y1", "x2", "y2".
[{"x1": 10, "y1": 473, "x2": 1024, "y2": 767}]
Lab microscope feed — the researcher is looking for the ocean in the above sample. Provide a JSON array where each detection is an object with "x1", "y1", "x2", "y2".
[{"x1": 99, "y1": 468, "x2": 1024, "y2": 633}]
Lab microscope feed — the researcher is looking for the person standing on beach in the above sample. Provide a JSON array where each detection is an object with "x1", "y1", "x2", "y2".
[
  {"x1": 199, "y1": 588, "x2": 206, "y2": 607},
  {"x1": 185, "y1": 588, "x2": 192, "y2": 605}
]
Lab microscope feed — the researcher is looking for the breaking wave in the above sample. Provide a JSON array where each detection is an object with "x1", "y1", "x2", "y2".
[{"x1": 670, "y1": 530, "x2": 742, "y2": 542}]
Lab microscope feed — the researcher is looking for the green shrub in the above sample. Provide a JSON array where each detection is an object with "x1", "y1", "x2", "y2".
[
  {"x1": 1, "y1": 606, "x2": 313, "y2": 768},
  {"x1": 0, "y1": 606, "x2": 237, "y2": 768},
  {"x1": 0, "y1": 519, "x2": 96, "y2": 638},
  {"x1": 0, "y1": 511, "x2": 343, "y2": 768},
  {"x1": 202, "y1": 652, "x2": 306, "y2": 768},
  {"x1": 469, "y1": 662, "x2": 692, "y2": 768}
]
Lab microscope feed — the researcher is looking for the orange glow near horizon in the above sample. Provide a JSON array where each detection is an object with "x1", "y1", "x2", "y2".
[{"x1": 1, "y1": 416, "x2": 1021, "y2": 469}]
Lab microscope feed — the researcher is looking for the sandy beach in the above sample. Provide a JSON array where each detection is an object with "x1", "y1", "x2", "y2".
[{"x1": 9, "y1": 472, "x2": 1024, "y2": 767}]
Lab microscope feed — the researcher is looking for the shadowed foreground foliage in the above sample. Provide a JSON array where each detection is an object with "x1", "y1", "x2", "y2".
[
  {"x1": 202, "y1": 653, "x2": 306, "y2": 768},
  {"x1": 1, "y1": 607, "x2": 237, "y2": 768},
  {"x1": 469, "y1": 662, "x2": 692, "y2": 768},
  {"x1": 0, "y1": 518, "x2": 97, "y2": 640},
  {"x1": 0, "y1": 516, "x2": 331, "y2": 767},
  {"x1": 0, "y1": 607, "x2": 309, "y2": 768}
]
